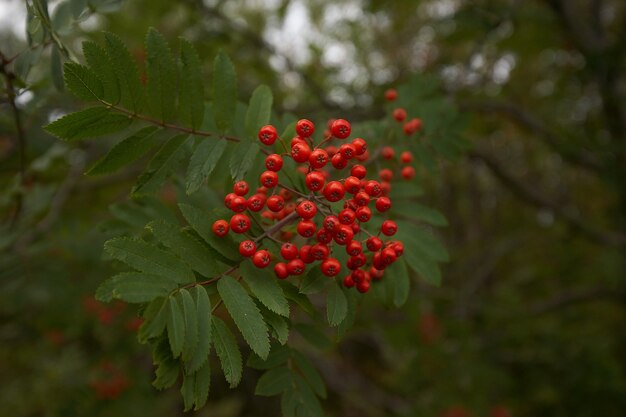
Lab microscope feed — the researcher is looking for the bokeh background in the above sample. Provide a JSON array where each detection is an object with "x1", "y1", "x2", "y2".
[{"x1": 1, "y1": 0, "x2": 625, "y2": 416}]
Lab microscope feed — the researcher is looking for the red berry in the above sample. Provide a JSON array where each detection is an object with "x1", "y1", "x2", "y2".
[
  {"x1": 355, "y1": 206, "x2": 372, "y2": 222},
  {"x1": 280, "y1": 188, "x2": 294, "y2": 201},
  {"x1": 366, "y1": 236, "x2": 383, "y2": 252},
  {"x1": 267, "y1": 195, "x2": 285, "y2": 212},
  {"x1": 346, "y1": 240, "x2": 362, "y2": 256},
  {"x1": 370, "y1": 267, "x2": 384, "y2": 280},
  {"x1": 224, "y1": 192, "x2": 237, "y2": 209},
  {"x1": 330, "y1": 119, "x2": 351, "y2": 139},
  {"x1": 344, "y1": 199, "x2": 358, "y2": 211},
  {"x1": 239, "y1": 240, "x2": 257, "y2": 257},
  {"x1": 308, "y1": 149, "x2": 329, "y2": 169},
  {"x1": 392, "y1": 108, "x2": 407, "y2": 121},
  {"x1": 352, "y1": 269, "x2": 366, "y2": 282},
  {"x1": 297, "y1": 200, "x2": 317, "y2": 219},
  {"x1": 352, "y1": 138, "x2": 367, "y2": 155},
  {"x1": 311, "y1": 244, "x2": 329, "y2": 260},
  {"x1": 325, "y1": 145, "x2": 338, "y2": 156},
  {"x1": 338, "y1": 208, "x2": 356, "y2": 225},
  {"x1": 354, "y1": 191, "x2": 370, "y2": 207},
  {"x1": 323, "y1": 181, "x2": 345, "y2": 202},
  {"x1": 379, "y1": 169, "x2": 393, "y2": 182},
  {"x1": 252, "y1": 250, "x2": 271, "y2": 268},
  {"x1": 343, "y1": 274, "x2": 355, "y2": 288},
  {"x1": 291, "y1": 142, "x2": 311, "y2": 163},
  {"x1": 355, "y1": 149, "x2": 369, "y2": 162},
  {"x1": 321, "y1": 258, "x2": 341, "y2": 277},
  {"x1": 247, "y1": 194, "x2": 266, "y2": 212},
  {"x1": 338, "y1": 143, "x2": 356, "y2": 160},
  {"x1": 375, "y1": 196, "x2": 391, "y2": 212},
  {"x1": 343, "y1": 176, "x2": 361, "y2": 194},
  {"x1": 381, "y1": 220, "x2": 398, "y2": 236},
  {"x1": 334, "y1": 224, "x2": 354, "y2": 245},
  {"x1": 350, "y1": 164, "x2": 367, "y2": 179},
  {"x1": 330, "y1": 153, "x2": 347, "y2": 169},
  {"x1": 230, "y1": 214, "x2": 251, "y2": 233},
  {"x1": 230, "y1": 196, "x2": 248, "y2": 212},
  {"x1": 349, "y1": 253, "x2": 366, "y2": 268},
  {"x1": 323, "y1": 215, "x2": 341, "y2": 232},
  {"x1": 296, "y1": 119, "x2": 315, "y2": 138},
  {"x1": 291, "y1": 136, "x2": 306, "y2": 147},
  {"x1": 297, "y1": 220, "x2": 316, "y2": 238},
  {"x1": 265, "y1": 154, "x2": 283, "y2": 172},
  {"x1": 381, "y1": 146, "x2": 395, "y2": 160},
  {"x1": 300, "y1": 245, "x2": 315, "y2": 264},
  {"x1": 259, "y1": 171, "x2": 279, "y2": 188},
  {"x1": 287, "y1": 258, "x2": 306, "y2": 275},
  {"x1": 233, "y1": 180, "x2": 249, "y2": 196},
  {"x1": 400, "y1": 151, "x2": 413, "y2": 163},
  {"x1": 380, "y1": 181, "x2": 391, "y2": 195},
  {"x1": 393, "y1": 241, "x2": 404, "y2": 256},
  {"x1": 212, "y1": 219, "x2": 229, "y2": 237},
  {"x1": 402, "y1": 166, "x2": 415, "y2": 179},
  {"x1": 274, "y1": 262, "x2": 289, "y2": 279},
  {"x1": 305, "y1": 171, "x2": 325, "y2": 191},
  {"x1": 384, "y1": 88, "x2": 397, "y2": 101},
  {"x1": 381, "y1": 247, "x2": 397, "y2": 264},
  {"x1": 316, "y1": 228, "x2": 333, "y2": 244},
  {"x1": 280, "y1": 242, "x2": 299, "y2": 260},
  {"x1": 258, "y1": 125, "x2": 278, "y2": 145},
  {"x1": 364, "y1": 180, "x2": 382, "y2": 197},
  {"x1": 356, "y1": 279, "x2": 370, "y2": 293}
]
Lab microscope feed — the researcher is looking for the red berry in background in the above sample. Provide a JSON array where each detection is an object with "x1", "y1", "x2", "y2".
[
  {"x1": 354, "y1": 191, "x2": 370, "y2": 206},
  {"x1": 355, "y1": 149, "x2": 369, "y2": 162},
  {"x1": 355, "y1": 206, "x2": 372, "y2": 222},
  {"x1": 343, "y1": 176, "x2": 361, "y2": 194},
  {"x1": 375, "y1": 196, "x2": 391, "y2": 212},
  {"x1": 247, "y1": 194, "x2": 266, "y2": 212},
  {"x1": 311, "y1": 243, "x2": 329, "y2": 260},
  {"x1": 296, "y1": 119, "x2": 315, "y2": 137},
  {"x1": 489, "y1": 406, "x2": 512, "y2": 417},
  {"x1": 330, "y1": 119, "x2": 351, "y2": 139},
  {"x1": 381, "y1": 146, "x2": 395, "y2": 160},
  {"x1": 393, "y1": 108, "x2": 407, "y2": 121},
  {"x1": 252, "y1": 250, "x2": 271, "y2": 268},
  {"x1": 381, "y1": 220, "x2": 398, "y2": 236},
  {"x1": 291, "y1": 142, "x2": 311, "y2": 163},
  {"x1": 330, "y1": 152, "x2": 348, "y2": 169},
  {"x1": 384, "y1": 88, "x2": 397, "y2": 101},
  {"x1": 402, "y1": 166, "x2": 416, "y2": 179},
  {"x1": 350, "y1": 164, "x2": 367, "y2": 179},
  {"x1": 309, "y1": 148, "x2": 329, "y2": 168},
  {"x1": 323, "y1": 181, "x2": 345, "y2": 202},
  {"x1": 316, "y1": 228, "x2": 333, "y2": 244},
  {"x1": 230, "y1": 196, "x2": 248, "y2": 212},
  {"x1": 287, "y1": 258, "x2": 306, "y2": 275},
  {"x1": 280, "y1": 242, "x2": 299, "y2": 260},
  {"x1": 305, "y1": 171, "x2": 325, "y2": 191},
  {"x1": 356, "y1": 279, "x2": 370, "y2": 293},
  {"x1": 400, "y1": 151, "x2": 413, "y2": 163},
  {"x1": 260, "y1": 170, "x2": 279, "y2": 188},
  {"x1": 224, "y1": 192, "x2": 236, "y2": 208},
  {"x1": 265, "y1": 154, "x2": 283, "y2": 172},
  {"x1": 279, "y1": 188, "x2": 293, "y2": 201},
  {"x1": 366, "y1": 236, "x2": 383, "y2": 252},
  {"x1": 274, "y1": 262, "x2": 289, "y2": 279},
  {"x1": 346, "y1": 240, "x2": 362, "y2": 256},
  {"x1": 412, "y1": 118, "x2": 423, "y2": 132},
  {"x1": 344, "y1": 198, "x2": 358, "y2": 211},
  {"x1": 239, "y1": 240, "x2": 257, "y2": 257},
  {"x1": 212, "y1": 219, "x2": 229, "y2": 237},
  {"x1": 321, "y1": 258, "x2": 341, "y2": 277},
  {"x1": 233, "y1": 180, "x2": 249, "y2": 196},
  {"x1": 352, "y1": 269, "x2": 366, "y2": 282},
  {"x1": 325, "y1": 145, "x2": 338, "y2": 156},
  {"x1": 267, "y1": 195, "x2": 285, "y2": 212},
  {"x1": 257, "y1": 186, "x2": 269, "y2": 194},
  {"x1": 230, "y1": 214, "x2": 251, "y2": 233},
  {"x1": 297, "y1": 220, "x2": 316, "y2": 238},
  {"x1": 334, "y1": 224, "x2": 354, "y2": 245},
  {"x1": 343, "y1": 274, "x2": 355, "y2": 288},
  {"x1": 364, "y1": 180, "x2": 382, "y2": 197},
  {"x1": 352, "y1": 138, "x2": 367, "y2": 155},
  {"x1": 419, "y1": 312, "x2": 442, "y2": 345},
  {"x1": 258, "y1": 125, "x2": 278, "y2": 145},
  {"x1": 379, "y1": 168, "x2": 393, "y2": 182},
  {"x1": 380, "y1": 181, "x2": 391, "y2": 195},
  {"x1": 338, "y1": 143, "x2": 356, "y2": 160},
  {"x1": 351, "y1": 222, "x2": 360, "y2": 234},
  {"x1": 297, "y1": 200, "x2": 317, "y2": 219},
  {"x1": 382, "y1": 247, "x2": 398, "y2": 265},
  {"x1": 370, "y1": 267, "x2": 384, "y2": 280},
  {"x1": 300, "y1": 245, "x2": 315, "y2": 264},
  {"x1": 323, "y1": 215, "x2": 341, "y2": 232},
  {"x1": 291, "y1": 136, "x2": 306, "y2": 147},
  {"x1": 339, "y1": 208, "x2": 356, "y2": 225},
  {"x1": 372, "y1": 252, "x2": 386, "y2": 270},
  {"x1": 392, "y1": 241, "x2": 404, "y2": 256}
]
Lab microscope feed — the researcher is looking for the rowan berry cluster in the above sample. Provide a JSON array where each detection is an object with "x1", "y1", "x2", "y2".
[
  {"x1": 385, "y1": 88, "x2": 423, "y2": 136},
  {"x1": 211, "y1": 116, "x2": 406, "y2": 293}
]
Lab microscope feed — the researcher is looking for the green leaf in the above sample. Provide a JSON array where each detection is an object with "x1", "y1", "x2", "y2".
[
  {"x1": 186, "y1": 286, "x2": 212, "y2": 373},
  {"x1": 167, "y1": 294, "x2": 186, "y2": 358},
  {"x1": 212, "y1": 316, "x2": 243, "y2": 388},
  {"x1": 103, "y1": 31, "x2": 145, "y2": 112},
  {"x1": 394, "y1": 202, "x2": 448, "y2": 226},
  {"x1": 179, "y1": 204, "x2": 240, "y2": 263},
  {"x1": 83, "y1": 40, "x2": 120, "y2": 103},
  {"x1": 255, "y1": 366, "x2": 293, "y2": 396},
  {"x1": 212, "y1": 51, "x2": 237, "y2": 132},
  {"x1": 248, "y1": 344, "x2": 290, "y2": 370},
  {"x1": 44, "y1": 107, "x2": 132, "y2": 141},
  {"x1": 180, "y1": 369, "x2": 195, "y2": 412},
  {"x1": 145, "y1": 28, "x2": 178, "y2": 122},
  {"x1": 292, "y1": 351, "x2": 326, "y2": 398},
  {"x1": 389, "y1": 258, "x2": 410, "y2": 308},
  {"x1": 217, "y1": 276, "x2": 270, "y2": 359},
  {"x1": 293, "y1": 374, "x2": 325, "y2": 417},
  {"x1": 147, "y1": 220, "x2": 221, "y2": 278},
  {"x1": 300, "y1": 266, "x2": 329, "y2": 295},
  {"x1": 245, "y1": 85, "x2": 273, "y2": 138},
  {"x1": 179, "y1": 39, "x2": 204, "y2": 130},
  {"x1": 132, "y1": 134, "x2": 189, "y2": 196},
  {"x1": 240, "y1": 261, "x2": 289, "y2": 317},
  {"x1": 280, "y1": 281, "x2": 316, "y2": 316},
  {"x1": 326, "y1": 283, "x2": 348, "y2": 327},
  {"x1": 186, "y1": 138, "x2": 227, "y2": 195},
  {"x1": 259, "y1": 304, "x2": 290, "y2": 345},
  {"x1": 104, "y1": 237, "x2": 195, "y2": 284},
  {"x1": 153, "y1": 337, "x2": 179, "y2": 390},
  {"x1": 293, "y1": 323, "x2": 332, "y2": 351},
  {"x1": 139, "y1": 297, "x2": 169, "y2": 342},
  {"x1": 87, "y1": 126, "x2": 161, "y2": 175},
  {"x1": 95, "y1": 272, "x2": 177, "y2": 303},
  {"x1": 193, "y1": 361, "x2": 211, "y2": 410},
  {"x1": 50, "y1": 44, "x2": 64, "y2": 91},
  {"x1": 397, "y1": 221, "x2": 449, "y2": 262},
  {"x1": 180, "y1": 289, "x2": 198, "y2": 361},
  {"x1": 229, "y1": 142, "x2": 260, "y2": 181},
  {"x1": 64, "y1": 62, "x2": 103, "y2": 101},
  {"x1": 337, "y1": 287, "x2": 357, "y2": 339}
]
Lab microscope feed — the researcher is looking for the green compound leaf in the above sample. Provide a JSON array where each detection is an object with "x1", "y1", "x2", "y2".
[
  {"x1": 240, "y1": 260, "x2": 289, "y2": 317},
  {"x1": 245, "y1": 84, "x2": 273, "y2": 139},
  {"x1": 44, "y1": 107, "x2": 132, "y2": 141},
  {"x1": 212, "y1": 51, "x2": 237, "y2": 132},
  {"x1": 179, "y1": 39, "x2": 205, "y2": 130},
  {"x1": 103, "y1": 31, "x2": 145, "y2": 112},
  {"x1": 212, "y1": 316, "x2": 243, "y2": 388},
  {"x1": 95, "y1": 272, "x2": 177, "y2": 303},
  {"x1": 63, "y1": 62, "x2": 103, "y2": 101},
  {"x1": 145, "y1": 28, "x2": 178, "y2": 122}
]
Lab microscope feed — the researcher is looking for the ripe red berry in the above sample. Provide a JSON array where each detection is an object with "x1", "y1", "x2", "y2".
[
  {"x1": 308, "y1": 149, "x2": 329, "y2": 169},
  {"x1": 233, "y1": 180, "x2": 249, "y2": 196},
  {"x1": 392, "y1": 108, "x2": 407, "y2": 121},
  {"x1": 330, "y1": 153, "x2": 348, "y2": 170},
  {"x1": 370, "y1": 267, "x2": 384, "y2": 280},
  {"x1": 280, "y1": 242, "x2": 299, "y2": 260},
  {"x1": 247, "y1": 194, "x2": 266, "y2": 212},
  {"x1": 325, "y1": 145, "x2": 338, "y2": 156},
  {"x1": 230, "y1": 214, "x2": 251, "y2": 233},
  {"x1": 350, "y1": 164, "x2": 367, "y2": 179},
  {"x1": 224, "y1": 192, "x2": 237, "y2": 209},
  {"x1": 355, "y1": 206, "x2": 372, "y2": 222},
  {"x1": 265, "y1": 154, "x2": 283, "y2": 172},
  {"x1": 366, "y1": 236, "x2": 383, "y2": 252},
  {"x1": 339, "y1": 208, "x2": 356, "y2": 225},
  {"x1": 287, "y1": 258, "x2": 306, "y2": 275},
  {"x1": 259, "y1": 171, "x2": 279, "y2": 188},
  {"x1": 346, "y1": 240, "x2": 362, "y2": 256},
  {"x1": 334, "y1": 224, "x2": 354, "y2": 245},
  {"x1": 384, "y1": 88, "x2": 397, "y2": 101},
  {"x1": 212, "y1": 219, "x2": 229, "y2": 237},
  {"x1": 311, "y1": 244, "x2": 329, "y2": 260},
  {"x1": 356, "y1": 279, "x2": 370, "y2": 293},
  {"x1": 291, "y1": 142, "x2": 311, "y2": 163},
  {"x1": 230, "y1": 196, "x2": 248, "y2": 212},
  {"x1": 291, "y1": 136, "x2": 306, "y2": 147},
  {"x1": 338, "y1": 143, "x2": 356, "y2": 160},
  {"x1": 323, "y1": 181, "x2": 345, "y2": 202},
  {"x1": 305, "y1": 171, "x2": 325, "y2": 191},
  {"x1": 297, "y1": 220, "x2": 316, "y2": 238},
  {"x1": 274, "y1": 262, "x2": 289, "y2": 279},
  {"x1": 296, "y1": 119, "x2": 315, "y2": 138},
  {"x1": 381, "y1": 247, "x2": 397, "y2": 264},
  {"x1": 354, "y1": 191, "x2": 370, "y2": 207},
  {"x1": 379, "y1": 169, "x2": 393, "y2": 182},
  {"x1": 343, "y1": 176, "x2": 361, "y2": 194},
  {"x1": 400, "y1": 151, "x2": 413, "y2": 163},
  {"x1": 381, "y1": 220, "x2": 398, "y2": 236},
  {"x1": 343, "y1": 274, "x2": 355, "y2": 288},
  {"x1": 321, "y1": 258, "x2": 341, "y2": 277},
  {"x1": 351, "y1": 138, "x2": 367, "y2": 155},
  {"x1": 375, "y1": 196, "x2": 391, "y2": 212},
  {"x1": 393, "y1": 241, "x2": 404, "y2": 256},
  {"x1": 258, "y1": 125, "x2": 278, "y2": 145},
  {"x1": 381, "y1": 146, "x2": 395, "y2": 160},
  {"x1": 348, "y1": 253, "x2": 366, "y2": 269},
  {"x1": 296, "y1": 200, "x2": 317, "y2": 219},
  {"x1": 299, "y1": 245, "x2": 315, "y2": 264},
  {"x1": 323, "y1": 215, "x2": 341, "y2": 232},
  {"x1": 364, "y1": 180, "x2": 382, "y2": 197},
  {"x1": 316, "y1": 228, "x2": 333, "y2": 244},
  {"x1": 239, "y1": 240, "x2": 257, "y2": 257},
  {"x1": 252, "y1": 250, "x2": 271, "y2": 268},
  {"x1": 352, "y1": 269, "x2": 366, "y2": 282},
  {"x1": 401, "y1": 166, "x2": 416, "y2": 179},
  {"x1": 330, "y1": 119, "x2": 351, "y2": 139},
  {"x1": 266, "y1": 195, "x2": 285, "y2": 212}
]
